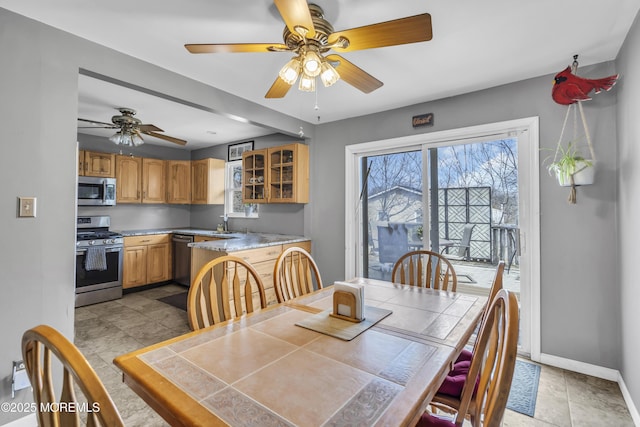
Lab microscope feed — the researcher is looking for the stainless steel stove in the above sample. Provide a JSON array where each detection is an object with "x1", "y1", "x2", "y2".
[{"x1": 75, "y1": 216, "x2": 123, "y2": 307}]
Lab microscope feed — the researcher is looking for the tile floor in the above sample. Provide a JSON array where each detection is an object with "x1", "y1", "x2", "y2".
[{"x1": 74, "y1": 284, "x2": 635, "y2": 427}]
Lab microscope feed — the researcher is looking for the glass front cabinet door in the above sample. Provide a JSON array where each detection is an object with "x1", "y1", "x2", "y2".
[{"x1": 242, "y1": 143, "x2": 308, "y2": 204}]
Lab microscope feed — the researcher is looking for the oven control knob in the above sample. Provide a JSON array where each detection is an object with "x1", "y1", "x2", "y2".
[
  {"x1": 89, "y1": 240, "x2": 96, "y2": 246},
  {"x1": 105, "y1": 239, "x2": 114, "y2": 244}
]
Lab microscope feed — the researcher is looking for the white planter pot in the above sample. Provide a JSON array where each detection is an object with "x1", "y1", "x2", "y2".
[{"x1": 554, "y1": 160, "x2": 595, "y2": 187}]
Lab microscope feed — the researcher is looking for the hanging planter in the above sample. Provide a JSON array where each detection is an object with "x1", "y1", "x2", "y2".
[{"x1": 547, "y1": 142, "x2": 595, "y2": 187}]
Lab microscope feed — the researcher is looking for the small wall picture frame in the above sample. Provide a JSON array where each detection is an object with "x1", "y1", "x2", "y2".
[{"x1": 228, "y1": 141, "x2": 254, "y2": 161}]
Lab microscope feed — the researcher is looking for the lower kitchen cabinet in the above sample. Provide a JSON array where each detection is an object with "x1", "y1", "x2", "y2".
[
  {"x1": 191, "y1": 240, "x2": 311, "y2": 308},
  {"x1": 123, "y1": 234, "x2": 172, "y2": 289}
]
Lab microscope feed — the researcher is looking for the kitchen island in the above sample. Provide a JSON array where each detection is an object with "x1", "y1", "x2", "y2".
[{"x1": 188, "y1": 232, "x2": 311, "y2": 307}]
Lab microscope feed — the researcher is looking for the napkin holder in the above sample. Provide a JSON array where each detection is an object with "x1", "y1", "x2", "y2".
[{"x1": 330, "y1": 278, "x2": 368, "y2": 324}]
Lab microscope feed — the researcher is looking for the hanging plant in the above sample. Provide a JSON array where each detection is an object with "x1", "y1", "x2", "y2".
[{"x1": 546, "y1": 141, "x2": 594, "y2": 188}]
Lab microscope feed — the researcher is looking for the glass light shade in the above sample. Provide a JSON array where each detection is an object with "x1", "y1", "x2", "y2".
[
  {"x1": 121, "y1": 133, "x2": 133, "y2": 147},
  {"x1": 278, "y1": 58, "x2": 301, "y2": 85},
  {"x1": 302, "y1": 50, "x2": 322, "y2": 77},
  {"x1": 109, "y1": 132, "x2": 122, "y2": 145},
  {"x1": 298, "y1": 72, "x2": 316, "y2": 92},
  {"x1": 320, "y1": 61, "x2": 340, "y2": 87},
  {"x1": 132, "y1": 133, "x2": 144, "y2": 146}
]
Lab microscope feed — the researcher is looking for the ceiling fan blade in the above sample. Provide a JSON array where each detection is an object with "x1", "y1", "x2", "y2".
[
  {"x1": 139, "y1": 124, "x2": 163, "y2": 132},
  {"x1": 328, "y1": 13, "x2": 432, "y2": 52},
  {"x1": 185, "y1": 43, "x2": 289, "y2": 54},
  {"x1": 265, "y1": 76, "x2": 293, "y2": 98},
  {"x1": 77, "y1": 118, "x2": 117, "y2": 128},
  {"x1": 274, "y1": 0, "x2": 316, "y2": 38},
  {"x1": 325, "y1": 54, "x2": 383, "y2": 93},
  {"x1": 141, "y1": 131, "x2": 187, "y2": 146}
]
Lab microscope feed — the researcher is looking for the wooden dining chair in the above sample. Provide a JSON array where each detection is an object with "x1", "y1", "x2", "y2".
[
  {"x1": 392, "y1": 250, "x2": 458, "y2": 291},
  {"x1": 22, "y1": 324, "x2": 125, "y2": 427},
  {"x1": 188, "y1": 255, "x2": 267, "y2": 331},
  {"x1": 430, "y1": 261, "x2": 505, "y2": 415},
  {"x1": 273, "y1": 247, "x2": 323, "y2": 303},
  {"x1": 417, "y1": 289, "x2": 519, "y2": 427}
]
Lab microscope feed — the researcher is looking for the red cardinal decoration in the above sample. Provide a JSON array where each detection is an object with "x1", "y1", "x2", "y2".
[{"x1": 552, "y1": 66, "x2": 619, "y2": 105}]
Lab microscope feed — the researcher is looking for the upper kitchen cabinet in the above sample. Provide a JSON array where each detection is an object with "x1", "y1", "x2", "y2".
[
  {"x1": 242, "y1": 143, "x2": 309, "y2": 204},
  {"x1": 79, "y1": 150, "x2": 116, "y2": 177},
  {"x1": 116, "y1": 155, "x2": 142, "y2": 203},
  {"x1": 116, "y1": 155, "x2": 166, "y2": 204},
  {"x1": 191, "y1": 158, "x2": 225, "y2": 205},
  {"x1": 167, "y1": 160, "x2": 191, "y2": 204},
  {"x1": 142, "y1": 158, "x2": 166, "y2": 204},
  {"x1": 242, "y1": 149, "x2": 267, "y2": 203}
]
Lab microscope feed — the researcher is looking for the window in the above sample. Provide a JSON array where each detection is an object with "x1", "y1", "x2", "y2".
[{"x1": 225, "y1": 161, "x2": 258, "y2": 218}]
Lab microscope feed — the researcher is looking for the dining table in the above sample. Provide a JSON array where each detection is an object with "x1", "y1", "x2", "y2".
[{"x1": 113, "y1": 277, "x2": 486, "y2": 427}]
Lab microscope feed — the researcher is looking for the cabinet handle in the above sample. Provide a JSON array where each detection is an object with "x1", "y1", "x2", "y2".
[
  {"x1": 137, "y1": 191, "x2": 141, "y2": 199},
  {"x1": 141, "y1": 240, "x2": 150, "y2": 243}
]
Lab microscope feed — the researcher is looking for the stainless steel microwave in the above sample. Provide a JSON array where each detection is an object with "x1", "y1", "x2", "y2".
[{"x1": 78, "y1": 176, "x2": 116, "y2": 206}]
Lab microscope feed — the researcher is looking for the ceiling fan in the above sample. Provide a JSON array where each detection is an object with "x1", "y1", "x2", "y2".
[
  {"x1": 78, "y1": 108, "x2": 187, "y2": 146},
  {"x1": 185, "y1": 0, "x2": 432, "y2": 98}
]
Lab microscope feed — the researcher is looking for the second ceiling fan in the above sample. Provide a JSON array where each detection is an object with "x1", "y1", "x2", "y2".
[{"x1": 185, "y1": 0, "x2": 432, "y2": 98}]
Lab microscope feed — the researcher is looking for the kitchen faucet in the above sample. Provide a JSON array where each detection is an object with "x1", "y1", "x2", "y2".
[{"x1": 223, "y1": 214, "x2": 228, "y2": 232}]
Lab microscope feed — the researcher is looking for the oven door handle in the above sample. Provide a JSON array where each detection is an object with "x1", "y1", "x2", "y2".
[{"x1": 76, "y1": 247, "x2": 123, "y2": 255}]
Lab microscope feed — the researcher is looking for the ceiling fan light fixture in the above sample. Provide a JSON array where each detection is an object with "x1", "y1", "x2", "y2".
[
  {"x1": 302, "y1": 50, "x2": 322, "y2": 77},
  {"x1": 278, "y1": 57, "x2": 301, "y2": 85},
  {"x1": 320, "y1": 61, "x2": 340, "y2": 87},
  {"x1": 132, "y1": 133, "x2": 144, "y2": 146},
  {"x1": 298, "y1": 72, "x2": 316, "y2": 92},
  {"x1": 109, "y1": 132, "x2": 123, "y2": 145}
]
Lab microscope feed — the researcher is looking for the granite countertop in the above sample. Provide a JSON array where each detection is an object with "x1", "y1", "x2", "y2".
[{"x1": 116, "y1": 227, "x2": 309, "y2": 252}]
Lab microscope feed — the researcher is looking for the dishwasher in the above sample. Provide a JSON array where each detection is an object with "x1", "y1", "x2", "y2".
[{"x1": 172, "y1": 234, "x2": 194, "y2": 287}]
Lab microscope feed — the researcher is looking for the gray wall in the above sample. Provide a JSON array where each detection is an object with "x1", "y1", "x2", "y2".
[
  {"x1": 616, "y1": 11, "x2": 640, "y2": 411},
  {"x1": 311, "y1": 63, "x2": 620, "y2": 369}
]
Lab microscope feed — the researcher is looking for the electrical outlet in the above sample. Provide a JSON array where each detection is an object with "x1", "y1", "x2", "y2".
[
  {"x1": 12, "y1": 360, "x2": 30, "y2": 398},
  {"x1": 18, "y1": 197, "x2": 36, "y2": 218}
]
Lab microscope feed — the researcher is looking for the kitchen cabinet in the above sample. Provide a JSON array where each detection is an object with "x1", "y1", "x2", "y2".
[
  {"x1": 79, "y1": 150, "x2": 116, "y2": 177},
  {"x1": 116, "y1": 155, "x2": 142, "y2": 203},
  {"x1": 191, "y1": 240, "x2": 312, "y2": 307},
  {"x1": 142, "y1": 158, "x2": 166, "y2": 204},
  {"x1": 123, "y1": 234, "x2": 171, "y2": 289},
  {"x1": 191, "y1": 158, "x2": 225, "y2": 205},
  {"x1": 116, "y1": 155, "x2": 166, "y2": 204},
  {"x1": 167, "y1": 160, "x2": 191, "y2": 204},
  {"x1": 242, "y1": 143, "x2": 309, "y2": 204}
]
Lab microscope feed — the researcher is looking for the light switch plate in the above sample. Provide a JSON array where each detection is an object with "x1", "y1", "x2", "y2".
[{"x1": 18, "y1": 197, "x2": 36, "y2": 218}]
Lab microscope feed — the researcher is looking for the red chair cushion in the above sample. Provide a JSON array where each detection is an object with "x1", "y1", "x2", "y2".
[
  {"x1": 436, "y1": 360, "x2": 470, "y2": 397},
  {"x1": 455, "y1": 348, "x2": 473, "y2": 363},
  {"x1": 416, "y1": 412, "x2": 455, "y2": 427}
]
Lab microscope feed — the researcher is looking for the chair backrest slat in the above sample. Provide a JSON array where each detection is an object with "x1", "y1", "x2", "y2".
[
  {"x1": 188, "y1": 255, "x2": 267, "y2": 331},
  {"x1": 273, "y1": 247, "x2": 323, "y2": 303},
  {"x1": 22, "y1": 325, "x2": 125, "y2": 427},
  {"x1": 392, "y1": 250, "x2": 458, "y2": 292}
]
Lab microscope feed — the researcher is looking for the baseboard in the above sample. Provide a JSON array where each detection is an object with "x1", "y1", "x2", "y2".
[
  {"x1": 539, "y1": 352, "x2": 618, "y2": 381},
  {"x1": 2, "y1": 413, "x2": 35, "y2": 427},
  {"x1": 539, "y1": 352, "x2": 639, "y2": 426},
  {"x1": 618, "y1": 373, "x2": 640, "y2": 426}
]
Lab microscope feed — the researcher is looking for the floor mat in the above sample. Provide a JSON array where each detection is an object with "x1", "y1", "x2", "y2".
[
  {"x1": 506, "y1": 359, "x2": 541, "y2": 417},
  {"x1": 157, "y1": 291, "x2": 188, "y2": 311}
]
